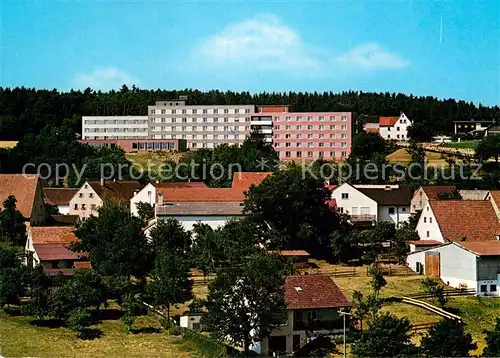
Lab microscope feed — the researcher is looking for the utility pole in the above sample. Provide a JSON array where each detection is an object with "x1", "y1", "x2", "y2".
[{"x1": 338, "y1": 310, "x2": 352, "y2": 358}]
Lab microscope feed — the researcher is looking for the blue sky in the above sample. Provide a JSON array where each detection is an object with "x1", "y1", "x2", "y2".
[{"x1": 1, "y1": 0, "x2": 499, "y2": 105}]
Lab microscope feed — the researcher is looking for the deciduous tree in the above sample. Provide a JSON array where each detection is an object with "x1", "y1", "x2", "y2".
[
  {"x1": 0, "y1": 195, "x2": 27, "y2": 246},
  {"x1": 420, "y1": 319, "x2": 476, "y2": 357},
  {"x1": 483, "y1": 318, "x2": 500, "y2": 356}
]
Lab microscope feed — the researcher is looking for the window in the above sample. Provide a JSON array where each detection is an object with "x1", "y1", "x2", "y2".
[
  {"x1": 214, "y1": 117, "x2": 219, "y2": 122},
  {"x1": 182, "y1": 109, "x2": 186, "y2": 114},
  {"x1": 203, "y1": 118, "x2": 207, "y2": 123},
  {"x1": 319, "y1": 143, "x2": 324, "y2": 147},
  {"x1": 426, "y1": 231, "x2": 430, "y2": 238},
  {"x1": 297, "y1": 125, "x2": 302, "y2": 130},
  {"x1": 91, "y1": 204, "x2": 96, "y2": 210},
  {"x1": 491, "y1": 285, "x2": 497, "y2": 292},
  {"x1": 89, "y1": 193, "x2": 93, "y2": 198},
  {"x1": 79, "y1": 193, "x2": 83, "y2": 198},
  {"x1": 285, "y1": 134, "x2": 291, "y2": 139},
  {"x1": 318, "y1": 133, "x2": 324, "y2": 139},
  {"x1": 172, "y1": 109, "x2": 176, "y2": 114},
  {"x1": 307, "y1": 125, "x2": 313, "y2": 130},
  {"x1": 308, "y1": 142, "x2": 313, "y2": 147},
  {"x1": 424, "y1": 217, "x2": 427, "y2": 223},
  {"x1": 341, "y1": 193, "x2": 349, "y2": 199},
  {"x1": 296, "y1": 152, "x2": 302, "y2": 158},
  {"x1": 319, "y1": 125, "x2": 324, "y2": 130},
  {"x1": 429, "y1": 217, "x2": 433, "y2": 223},
  {"x1": 308, "y1": 151, "x2": 313, "y2": 157},
  {"x1": 81, "y1": 204, "x2": 86, "y2": 210},
  {"x1": 286, "y1": 116, "x2": 291, "y2": 121},
  {"x1": 214, "y1": 109, "x2": 218, "y2": 114},
  {"x1": 74, "y1": 203, "x2": 78, "y2": 210},
  {"x1": 296, "y1": 116, "x2": 302, "y2": 121},
  {"x1": 192, "y1": 109, "x2": 197, "y2": 114},
  {"x1": 330, "y1": 125, "x2": 336, "y2": 130},
  {"x1": 397, "y1": 127, "x2": 400, "y2": 131},
  {"x1": 203, "y1": 109, "x2": 207, "y2": 114},
  {"x1": 402, "y1": 207, "x2": 407, "y2": 212},
  {"x1": 388, "y1": 207, "x2": 395, "y2": 214},
  {"x1": 319, "y1": 151, "x2": 324, "y2": 158},
  {"x1": 235, "y1": 109, "x2": 239, "y2": 114},
  {"x1": 308, "y1": 134, "x2": 313, "y2": 139},
  {"x1": 481, "y1": 285, "x2": 488, "y2": 293},
  {"x1": 307, "y1": 116, "x2": 313, "y2": 121},
  {"x1": 224, "y1": 109, "x2": 229, "y2": 114},
  {"x1": 319, "y1": 116, "x2": 324, "y2": 121},
  {"x1": 286, "y1": 142, "x2": 291, "y2": 147},
  {"x1": 285, "y1": 151, "x2": 291, "y2": 158}
]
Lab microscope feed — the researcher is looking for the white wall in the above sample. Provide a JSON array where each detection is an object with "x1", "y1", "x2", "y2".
[
  {"x1": 331, "y1": 183, "x2": 378, "y2": 219},
  {"x1": 57, "y1": 205, "x2": 70, "y2": 215},
  {"x1": 130, "y1": 183, "x2": 156, "y2": 217},
  {"x1": 69, "y1": 182, "x2": 102, "y2": 219},
  {"x1": 411, "y1": 187, "x2": 427, "y2": 214},
  {"x1": 156, "y1": 215, "x2": 242, "y2": 233},
  {"x1": 415, "y1": 203, "x2": 445, "y2": 242},
  {"x1": 407, "y1": 243, "x2": 478, "y2": 291},
  {"x1": 378, "y1": 205, "x2": 410, "y2": 226}
]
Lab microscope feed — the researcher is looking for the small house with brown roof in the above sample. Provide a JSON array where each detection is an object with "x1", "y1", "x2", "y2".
[
  {"x1": 24, "y1": 226, "x2": 86, "y2": 273},
  {"x1": 415, "y1": 200, "x2": 500, "y2": 244},
  {"x1": 0, "y1": 174, "x2": 46, "y2": 225},
  {"x1": 407, "y1": 240, "x2": 500, "y2": 297},
  {"x1": 43, "y1": 188, "x2": 79, "y2": 215},
  {"x1": 69, "y1": 179, "x2": 143, "y2": 219},
  {"x1": 257, "y1": 275, "x2": 350, "y2": 356},
  {"x1": 331, "y1": 183, "x2": 412, "y2": 226},
  {"x1": 378, "y1": 112, "x2": 411, "y2": 141}
]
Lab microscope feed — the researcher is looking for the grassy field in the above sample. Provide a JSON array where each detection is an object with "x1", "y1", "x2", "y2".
[
  {"x1": 125, "y1": 151, "x2": 187, "y2": 176},
  {"x1": 0, "y1": 312, "x2": 201, "y2": 358},
  {"x1": 442, "y1": 140, "x2": 480, "y2": 149},
  {"x1": 386, "y1": 148, "x2": 461, "y2": 166}
]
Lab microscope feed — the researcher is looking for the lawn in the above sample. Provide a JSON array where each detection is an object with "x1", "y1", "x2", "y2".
[
  {"x1": 442, "y1": 140, "x2": 480, "y2": 150},
  {"x1": 386, "y1": 148, "x2": 461, "y2": 166},
  {"x1": 125, "y1": 151, "x2": 187, "y2": 176},
  {"x1": 0, "y1": 312, "x2": 201, "y2": 358}
]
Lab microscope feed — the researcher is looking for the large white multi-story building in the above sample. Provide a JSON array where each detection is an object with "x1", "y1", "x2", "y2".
[
  {"x1": 147, "y1": 100, "x2": 255, "y2": 149},
  {"x1": 81, "y1": 116, "x2": 149, "y2": 140}
]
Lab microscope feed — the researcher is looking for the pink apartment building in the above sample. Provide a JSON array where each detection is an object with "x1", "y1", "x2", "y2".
[{"x1": 271, "y1": 111, "x2": 352, "y2": 161}]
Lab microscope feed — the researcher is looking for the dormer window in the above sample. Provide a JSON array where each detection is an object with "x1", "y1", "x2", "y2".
[{"x1": 294, "y1": 286, "x2": 303, "y2": 293}]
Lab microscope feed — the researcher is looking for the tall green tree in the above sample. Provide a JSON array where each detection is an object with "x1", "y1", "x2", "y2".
[
  {"x1": 368, "y1": 266, "x2": 387, "y2": 299},
  {"x1": 351, "y1": 313, "x2": 416, "y2": 357},
  {"x1": 150, "y1": 218, "x2": 191, "y2": 256},
  {"x1": 483, "y1": 318, "x2": 500, "y2": 356},
  {"x1": 0, "y1": 246, "x2": 26, "y2": 307},
  {"x1": 191, "y1": 223, "x2": 220, "y2": 280},
  {"x1": 0, "y1": 195, "x2": 27, "y2": 246},
  {"x1": 476, "y1": 135, "x2": 500, "y2": 163},
  {"x1": 420, "y1": 319, "x2": 476, "y2": 357},
  {"x1": 22, "y1": 265, "x2": 51, "y2": 319},
  {"x1": 147, "y1": 250, "x2": 192, "y2": 320},
  {"x1": 71, "y1": 201, "x2": 153, "y2": 278},
  {"x1": 204, "y1": 253, "x2": 291, "y2": 356},
  {"x1": 135, "y1": 202, "x2": 155, "y2": 224},
  {"x1": 350, "y1": 132, "x2": 387, "y2": 161},
  {"x1": 244, "y1": 165, "x2": 341, "y2": 256}
]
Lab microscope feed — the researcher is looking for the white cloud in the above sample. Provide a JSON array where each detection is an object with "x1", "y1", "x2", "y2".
[
  {"x1": 197, "y1": 14, "x2": 321, "y2": 72},
  {"x1": 73, "y1": 67, "x2": 140, "y2": 90},
  {"x1": 336, "y1": 43, "x2": 409, "y2": 70},
  {"x1": 195, "y1": 15, "x2": 410, "y2": 75}
]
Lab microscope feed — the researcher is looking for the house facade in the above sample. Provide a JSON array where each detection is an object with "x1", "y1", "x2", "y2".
[
  {"x1": 407, "y1": 241, "x2": 500, "y2": 296},
  {"x1": 415, "y1": 200, "x2": 500, "y2": 243},
  {"x1": 43, "y1": 188, "x2": 79, "y2": 215},
  {"x1": 257, "y1": 275, "x2": 350, "y2": 356},
  {"x1": 331, "y1": 183, "x2": 412, "y2": 226},
  {"x1": 69, "y1": 180, "x2": 143, "y2": 219},
  {"x1": 378, "y1": 113, "x2": 412, "y2": 141},
  {"x1": 0, "y1": 174, "x2": 47, "y2": 225}
]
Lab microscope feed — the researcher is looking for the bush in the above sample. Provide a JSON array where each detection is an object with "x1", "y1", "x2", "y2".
[{"x1": 68, "y1": 308, "x2": 92, "y2": 338}]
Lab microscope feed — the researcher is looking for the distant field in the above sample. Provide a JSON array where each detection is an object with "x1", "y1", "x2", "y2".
[
  {"x1": 125, "y1": 151, "x2": 187, "y2": 175},
  {"x1": 386, "y1": 148, "x2": 460, "y2": 166},
  {"x1": 442, "y1": 140, "x2": 480, "y2": 149},
  {"x1": 0, "y1": 141, "x2": 18, "y2": 149}
]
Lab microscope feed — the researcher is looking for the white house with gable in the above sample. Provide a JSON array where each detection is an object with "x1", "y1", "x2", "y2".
[
  {"x1": 378, "y1": 113, "x2": 412, "y2": 141},
  {"x1": 331, "y1": 183, "x2": 412, "y2": 226}
]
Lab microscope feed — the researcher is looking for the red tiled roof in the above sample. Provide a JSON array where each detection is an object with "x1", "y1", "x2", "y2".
[
  {"x1": 74, "y1": 261, "x2": 92, "y2": 269},
  {"x1": 409, "y1": 240, "x2": 443, "y2": 246},
  {"x1": 268, "y1": 250, "x2": 310, "y2": 257},
  {"x1": 30, "y1": 226, "x2": 78, "y2": 245},
  {"x1": 161, "y1": 188, "x2": 245, "y2": 202},
  {"x1": 33, "y1": 243, "x2": 83, "y2": 261},
  {"x1": 43, "y1": 188, "x2": 79, "y2": 205},
  {"x1": 326, "y1": 199, "x2": 337, "y2": 209},
  {"x1": 231, "y1": 172, "x2": 273, "y2": 191},
  {"x1": 422, "y1": 186, "x2": 456, "y2": 200},
  {"x1": 154, "y1": 182, "x2": 207, "y2": 189},
  {"x1": 456, "y1": 241, "x2": 500, "y2": 256},
  {"x1": 379, "y1": 116, "x2": 400, "y2": 127},
  {"x1": 365, "y1": 127, "x2": 380, "y2": 134},
  {"x1": 284, "y1": 275, "x2": 350, "y2": 310},
  {"x1": 430, "y1": 200, "x2": 500, "y2": 242},
  {"x1": 0, "y1": 174, "x2": 40, "y2": 219}
]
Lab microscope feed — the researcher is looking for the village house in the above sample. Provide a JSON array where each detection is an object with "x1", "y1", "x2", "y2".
[
  {"x1": 69, "y1": 179, "x2": 143, "y2": 219},
  {"x1": 362, "y1": 113, "x2": 412, "y2": 140},
  {"x1": 24, "y1": 226, "x2": 88, "y2": 276},
  {"x1": 407, "y1": 241, "x2": 500, "y2": 296},
  {"x1": 256, "y1": 275, "x2": 351, "y2": 356},
  {"x1": 43, "y1": 188, "x2": 79, "y2": 215},
  {"x1": 331, "y1": 183, "x2": 412, "y2": 226},
  {"x1": 130, "y1": 181, "x2": 207, "y2": 217},
  {"x1": 414, "y1": 200, "x2": 500, "y2": 245},
  {"x1": 0, "y1": 174, "x2": 47, "y2": 225}
]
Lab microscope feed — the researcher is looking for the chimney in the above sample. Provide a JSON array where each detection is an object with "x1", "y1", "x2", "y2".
[
  {"x1": 157, "y1": 192, "x2": 164, "y2": 206},
  {"x1": 100, "y1": 177, "x2": 104, "y2": 186}
]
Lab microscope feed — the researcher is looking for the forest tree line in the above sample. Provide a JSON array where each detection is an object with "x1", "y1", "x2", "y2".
[{"x1": 1, "y1": 86, "x2": 499, "y2": 140}]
